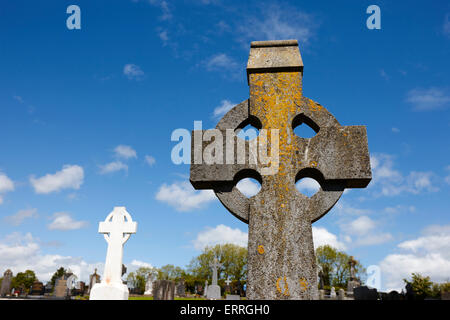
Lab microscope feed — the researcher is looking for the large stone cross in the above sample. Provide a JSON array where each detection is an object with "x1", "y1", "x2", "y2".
[
  {"x1": 90, "y1": 206, "x2": 137, "y2": 300},
  {"x1": 190, "y1": 40, "x2": 371, "y2": 299}
]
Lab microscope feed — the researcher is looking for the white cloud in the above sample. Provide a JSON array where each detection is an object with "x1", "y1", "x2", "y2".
[
  {"x1": 4, "y1": 208, "x2": 38, "y2": 226},
  {"x1": 155, "y1": 181, "x2": 216, "y2": 211},
  {"x1": 312, "y1": 226, "x2": 346, "y2": 250},
  {"x1": 380, "y1": 224, "x2": 450, "y2": 291},
  {"x1": 406, "y1": 87, "x2": 450, "y2": 111},
  {"x1": 123, "y1": 64, "x2": 145, "y2": 80},
  {"x1": 237, "y1": 4, "x2": 317, "y2": 46},
  {"x1": 296, "y1": 177, "x2": 321, "y2": 196},
  {"x1": 47, "y1": 212, "x2": 88, "y2": 231},
  {"x1": 99, "y1": 161, "x2": 128, "y2": 174},
  {"x1": 0, "y1": 172, "x2": 14, "y2": 193},
  {"x1": 0, "y1": 172, "x2": 14, "y2": 204},
  {"x1": 213, "y1": 100, "x2": 236, "y2": 118},
  {"x1": 129, "y1": 259, "x2": 153, "y2": 269},
  {"x1": 114, "y1": 145, "x2": 137, "y2": 159},
  {"x1": 391, "y1": 127, "x2": 400, "y2": 133},
  {"x1": 0, "y1": 232, "x2": 103, "y2": 283},
  {"x1": 30, "y1": 165, "x2": 84, "y2": 194},
  {"x1": 369, "y1": 154, "x2": 438, "y2": 196},
  {"x1": 145, "y1": 155, "x2": 156, "y2": 166},
  {"x1": 205, "y1": 53, "x2": 239, "y2": 71},
  {"x1": 340, "y1": 215, "x2": 393, "y2": 247},
  {"x1": 236, "y1": 178, "x2": 261, "y2": 197},
  {"x1": 192, "y1": 224, "x2": 248, "y2": 250}
]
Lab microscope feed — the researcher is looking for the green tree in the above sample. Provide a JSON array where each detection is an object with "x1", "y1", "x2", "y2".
[
  {"x1": 187, "y1": 243, "x2": 247, "y2": 291},
  {"x1": 127, "y1": 267, "x2": 158, "y2": 294},
  {"x1": 11, "y1": 270, "x2": 37, "y2": 293},
  {"x1": 156, "y1": 264, "x2": 185, "y2": 281},
  {"x1": 50, "y1": 267, "x2": 66, "y2": 287},
  {"x1": 403, "y1": 273, "x2": 435, "y2": 299},
  {"x1": 315, "y1": 245, "x2": 365, "y2": 290}
]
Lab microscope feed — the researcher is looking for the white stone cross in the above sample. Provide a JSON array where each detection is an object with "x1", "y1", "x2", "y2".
[
  {"x1": 90, "y1": 206, "x2": 137, "y2": 300},
  {"x1": 225, "y1": 277, "x2": 231, "y2": 286}
]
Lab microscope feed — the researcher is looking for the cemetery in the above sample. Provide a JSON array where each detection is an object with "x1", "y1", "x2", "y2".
[{"x1": 1, "y1": 39, "x2": 449, "y2": 302}]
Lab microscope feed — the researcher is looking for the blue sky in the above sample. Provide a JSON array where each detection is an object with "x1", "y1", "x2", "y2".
[{"x1": 0, "y1": 0, "x2": 449, "y2": 291}]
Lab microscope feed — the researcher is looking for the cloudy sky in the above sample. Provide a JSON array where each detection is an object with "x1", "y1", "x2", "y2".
[{"x1": 0, "y1": 0, "x2": 449, "y2": 291}]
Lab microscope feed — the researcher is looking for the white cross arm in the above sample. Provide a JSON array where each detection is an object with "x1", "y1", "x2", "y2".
[{"x1": 98, "y1": 221, "x2": 137, "y2": 234}]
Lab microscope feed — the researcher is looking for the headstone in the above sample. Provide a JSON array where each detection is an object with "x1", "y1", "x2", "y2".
[
  {"x1": 90, "y1": 207, "x2": 137, "y2": 300},
  {"x1": 330, "y1": 287, "x2": 336, "y2": 299},
  {"x1": 175, "y1": 278, "x2": 186, "y2": 297},
  {"x1": 144, "y1": 277, "x2": 153, "y2": 295},
  {"x1": 319, "y1": 289, "x2": 325, "y2": 300},
  {"x1": 0, "y1": 269, "x2": 13, "y2": 297},
  {"x1": 224, "y1": 277, "x2": 232, "y2": 294},
  {"x1": 382, "y1": 290, "x2": 401, "y2": 300},
  {"x1": 206, "y1": 257, "x2": 222, "y2": 300},
  {"x1": 190, "y1": 39, "x2": 372, "y2": 300},
  {"x1": 30, "y1": 281, "x2": 44, "y2": 296},
  {"x1": 353, "y1": 285, "x2": 379, "y2": 300},
  {"x1": 317, "y1": 265, "x2": 325, "y2": 290},
  {"x1": 152, "y1": 280, "x2": 175, "y2": 300},
  {"x1": 203, "y1": 280, "x2": 208, "y2": 297},
  {"x1": 54, "y1": 278, "x2": 68, "y2": 298},
  {"x1": 226, "y1": 294, "x2": 241, "y2": 300},
  {"x1": 88, "y1": 269, "x2": 100, "y2": 295},
  {"x1": 347, "y1": 256, "x2": 360, "y2": 293},
  {"x1": 338, "y1": 288, "x2": 345, "y2": 300}
]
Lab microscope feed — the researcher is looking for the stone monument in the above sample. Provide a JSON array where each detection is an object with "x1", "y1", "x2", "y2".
[
  {"x1": 347, "y1": 256, "x2": 360, "y2": 294},
  {"x1": 90, "y1": 207, "x2": 137, "y2": 300},
  {"x1": 0, "y1": 269, "x2": 13, "y2": 297},
  {"x1": 203, "y1": 280, "x2": 208, "y2": 297},
  {"x1": 88, "y1": 268, "x2": 100, "y2": 295},
  {"x1": 144, "y1": 277, "x2": 153, "y2": 295},
  {"x1": 330, "y1": 287, "x2": 336, "y2": 299},
  {"x1": 175, "y1": 278, "x2": 186, "y2": 297},
  {"x1": 152, "y1": 280, "x2": 175, "y2": 300},
  {"x1": 206, "y1": 257, "x2": 222, "y2": 300},
  {"x1": 54, "y1": 278, "x2": 68, "y2": 298},
  {"x1": 190, "y1": 39, "x2": 372, "y2": 299}
]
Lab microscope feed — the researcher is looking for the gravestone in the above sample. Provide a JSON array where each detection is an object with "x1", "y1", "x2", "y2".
[
  {"x1": 353, "y1": 285, "x2": 379, "y2": 300},
  {"x1": 204, "y1": 280, "x2": 208, "y2": 297},
  {"x1": 206, "y1": 257, "x2": 222, "y2": 300},
  {"x1": 226, "y1": 294, "x2": 241, "y2": 300},
  {"x1": 153, "y1": 280, "x2": 175, "y2": 300},
  {"x1": 330, "y1": 287, "x2": 336, "y2": 299},
  {"x1": 338, "y1": 288, "x2": 345, "y2": 300},
  {"x1": 90, "y1": 207, "x2": 137, "y2": 300},
  {"x1": 347, "y1": 256, "x2": 360, "y2": 294},
  {"x1": 319, "y1": 289, "x2": 325, "y2": 300},
  {"x1": 190, "y1": 39, "x2": 372, "y2": 300},
  {"x1": 30, "y1": 280, "x2": 44, "y2": 295},
  {"x1": 88, "y1": 269, "x2": 100, "y2": 295},
  {"x1": 225, "y1": 277, "x2": 232, "y2": 294},
  {"x1": 441, "y1": 292, "x2": 450, "y2": 300},
  {"x1": 175, "y1": 278, "x2": 186, "y2": 297},
  {"x1": 0, "y1": 269, "x2": 13, "y2": 297},
  {"x1": 144, "y1": 278, "x2": 153, "y2": 295},
  {"x1": 54, "y1": 278, "x2": 68, "y2": 298}
]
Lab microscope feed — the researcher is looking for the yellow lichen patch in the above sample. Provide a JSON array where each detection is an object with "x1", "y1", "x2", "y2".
[
  {"x1": 276, "y1": 276, "x2": 290, "y2": 296},
  {"x1": 310, "y1": 161, "x2": 318, "y2": 167},
  {"x1": 257, "y1": 245, "x2": 265, "y2": 254},
  {"x1": 299, "y1": 278, "x2": 309, "y2": 292}
]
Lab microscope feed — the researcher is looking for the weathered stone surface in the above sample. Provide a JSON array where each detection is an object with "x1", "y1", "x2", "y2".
[
  {"x1": 54, "y1": 279, "x2": 68, "y2": 298},
  {"x1": 226, "y1": 294, "x2": 241, "y2": 300},
  {"x1": 153, "y1": 280, "x2": 175, "y2": 300},
  {"x1": 0, "y1": 269, "x2": 13, "y2": 297},
  {"x1": 175, "y1": 279, "x2": 186, "y2": 297},
  {"x1": 190, "y1": 39, "x2": 372, "y2": 300}
]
